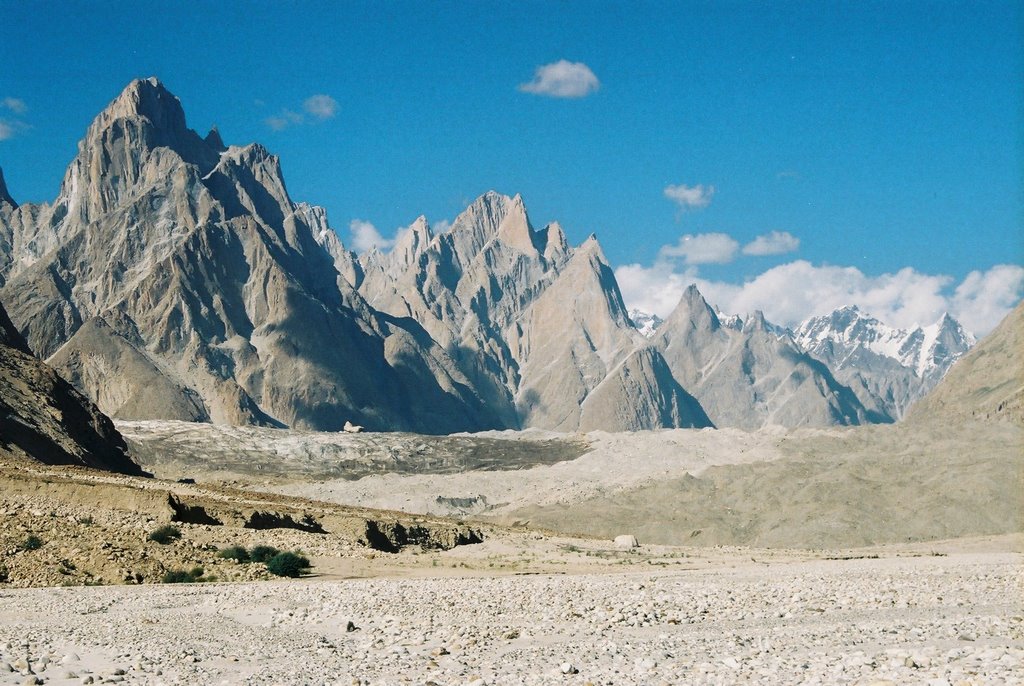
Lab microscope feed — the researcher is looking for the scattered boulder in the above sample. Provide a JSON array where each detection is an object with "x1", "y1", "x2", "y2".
[
  {"x1": 343, "y1": 421, "x2": 363, "y2": 433},
  {"x1": 614, "y1": 534, "x2": 639, "y2": 549}
]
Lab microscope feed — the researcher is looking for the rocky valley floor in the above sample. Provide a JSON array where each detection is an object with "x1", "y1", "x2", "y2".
[
  {"x1": 2, "y1": 415, "x2": 1021, "y2": 684},
  {"x1": 0, "y1": 543, "x2": 1021, "y2": 685}
]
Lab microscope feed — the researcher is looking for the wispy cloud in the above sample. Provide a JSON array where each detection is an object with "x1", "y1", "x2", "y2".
[
  {"x1": 743, "y1": 231, "x2": 800, "y2": 256},
  {"x1": 349, "y1": 219, "x2": 394, "y2": 253},
  {"x1": 265, "y1": 109, "x2": 303, "y2": 131},
  {"x1": 519, "y1": 60, "x2": 600, "y2": 98},
  {"x1": 1, "y1": 98, "x2": 27, "y2": 115},
  {"x1": 664, "y1": 183, "x2": 714, "y2": 210},
  {"x1": 660, "y1": 233, "x2": 738, "y2": 265},
  {"x1": 303, "y1": 94, "x2": 337, "y2": 120},
  {"x1": 264, "y1": 94, "x2": 337, "y2": 131},
  {"x1": 0, "y1": 97, "x2": 29, "y2": 141}
]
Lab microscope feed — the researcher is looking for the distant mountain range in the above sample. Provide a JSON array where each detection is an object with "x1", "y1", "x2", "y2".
[
  {"x1": 629, "y1": 303, "x2": 975, "y2": 422},
  {"x1": 0, "y1": 78, "x2": 982, "y2": 433}
]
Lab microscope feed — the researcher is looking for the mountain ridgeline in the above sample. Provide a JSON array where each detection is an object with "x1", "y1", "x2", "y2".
[{"x1": 0, "y1": 79, "x2": 977, "y2": 433}]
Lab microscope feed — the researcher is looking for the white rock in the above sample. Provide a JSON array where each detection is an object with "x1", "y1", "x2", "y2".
[{"x1": 614, "y1": 535, "x2": 638, "y2": 549}]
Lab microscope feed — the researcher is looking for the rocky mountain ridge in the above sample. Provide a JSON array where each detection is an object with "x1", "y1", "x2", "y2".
[
  {"x1": 629, "y1": 303, "x2": 976, "y2": 421},
  {"x1": 793, "y1": 306, "x2": 975, "y2": 420},
  {"x1": 0, "y1": 77, "x2": 980, "y2": 433}
]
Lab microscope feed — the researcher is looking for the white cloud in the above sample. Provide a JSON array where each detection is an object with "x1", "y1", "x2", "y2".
[
  {"x1": 743, "y1": 230, "x2": 800, "y2": 256},
  {"x1": 615, "y1": 258, "x2": 1022, "y2": 337},
  {"x1": 950, "y1": 264, "x2": 1024, "y2": 335},
  {"x1": 432, "y1": 219, "x2": 452, "y2": 234},
  {"x1": 664, "y1": 183, "x2": 714, "y2": 210},
  {"x1": 265, "y1": 109, "x2": 303, "y2": 131},
  {"x1": 303, "y1": 94, "x2": 337, "y2": 120},
  {"x1": 1, "y1": 98, "x2": 26, "y2": 114},
  {"x1": 264, "y1": 94, "x2": 337, "y2": 130},
  {"x1": 616, "y1": 261, "x2": 700, "y2": 317},
  {"x1": 519, "y1": 60, "x2": 600, "y2": 98},
  {"x1": 0, "y1": 121, "x2": 13, "y2": 141},
  {"x1": 659, "y1": 233, "x2": 739, "y2": 265},
  {"x1": 349, "y1": 219, "x2": 394, "y2": 253}
]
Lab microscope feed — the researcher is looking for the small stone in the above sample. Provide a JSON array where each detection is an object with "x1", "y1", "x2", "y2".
[{"x1": 560, "y1": 662, "x2": 577, "y2": 675}]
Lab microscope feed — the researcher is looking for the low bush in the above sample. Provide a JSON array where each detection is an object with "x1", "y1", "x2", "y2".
[
  {"x1": 21, "y1": 535, "x2": 44, "y2": 551},
  {"x1": 218, "y1": 545, "x2": 250, "y2": 563},
  {"x1": 248, "y1": 545, "x2": 280, "y2": 563},
  {"x1": 265, "y1": 552, "x2": 311, "y2": 578},
  {"x1": 161, "y1": 566, "x2": 211, "y2": 584},
  {"x1": 148, "y1": 525, "x2": 182, "y2": 545}
]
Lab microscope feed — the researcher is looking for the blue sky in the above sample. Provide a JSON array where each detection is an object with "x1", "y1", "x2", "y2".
[{"x1": 1, "y1": 1, "x2": 1021, "y2": 333}]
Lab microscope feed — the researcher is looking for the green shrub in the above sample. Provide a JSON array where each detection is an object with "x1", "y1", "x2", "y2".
[
  {"x1": 218, "y1": 545, "x2": 250, "y2": 563},
  {"x1": 148, "y1": 525, "x2": 182, "y2": 545},
  {"x1": 248, "y1": 545, "x2": 280, "y2": 563},
  {"x1": 265, "y1": 552, "x2": 311, "y2": 578},
  {"x1": 161, "y1": 567, "x2": 207, "y2": 584},
  {"x1": 21, "y1": 535, "x2": 44, "y2": 551}
]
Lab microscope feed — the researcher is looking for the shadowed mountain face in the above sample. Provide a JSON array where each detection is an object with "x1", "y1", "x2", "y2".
[
  {"x1": 0, "y1": 301, "x2": 143, "y2": 475},
  {"x1": 0, "y1": 77, "x2": 949, "y2": 433}
]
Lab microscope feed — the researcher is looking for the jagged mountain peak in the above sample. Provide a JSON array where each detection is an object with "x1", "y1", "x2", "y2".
[
  {"x1": 389, "y1": 216, "x2": 433, "y2": 271},
  {"x1": 97, "y1": 76, "x2": 188, "y2": 135},
  {"x1": 793, "y1": 305, "x2": 975, "y2": 420},
  {"x1": 661, "y1": 284, "x2": 721, "y2": 332},
  {"x1": 742, "y1": 310, "x2": 768, "y2": 333},
  {"x1": 204, "y1": 125, "x2": 226, "y2": 151},
  {"x1": 541, "y1": 221, "x2": 569, "y2": 262},
  {"x1": 495, "y1": 193, "x2": 540, "y2": 254}
]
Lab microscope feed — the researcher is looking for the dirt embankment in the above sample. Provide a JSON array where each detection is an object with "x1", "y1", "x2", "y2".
[{"x1": 0, "y1": 457, "x2": 485, "y2": 588}]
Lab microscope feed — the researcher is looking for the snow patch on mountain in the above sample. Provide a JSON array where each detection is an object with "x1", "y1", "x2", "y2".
[{"x1": 628, "y1": 308, "x2": 664, "y2": 338}]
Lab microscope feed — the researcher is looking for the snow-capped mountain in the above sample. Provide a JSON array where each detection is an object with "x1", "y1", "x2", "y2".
[
  {"x1": 793, "y1": 306, "x2": 975, "y2": 420},
  {"x1": 628, "y1": 308, "x2": 664, "y2": 338}
]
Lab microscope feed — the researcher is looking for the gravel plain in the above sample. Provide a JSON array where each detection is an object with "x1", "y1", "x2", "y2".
[{"x1": 1, "y1": 549, "x2": 1021, "y2": 685}]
